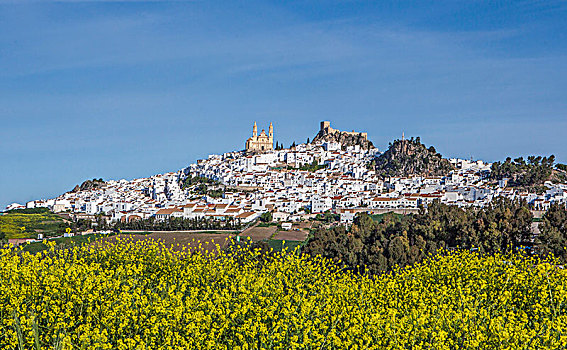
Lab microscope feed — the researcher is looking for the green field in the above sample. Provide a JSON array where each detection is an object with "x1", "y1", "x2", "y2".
[
  {"x1": 121, "y1": 230, "x2": 240, "y2": 235},
  {"x1": 267, "y1": 239, "x2": 303, "y2": 252},
  {"x1": 0, "y1": 210, "x2": 68, "y2": 238},
  {"x1": 22, "y1": 233, "x2": 114, "y2": 253}
]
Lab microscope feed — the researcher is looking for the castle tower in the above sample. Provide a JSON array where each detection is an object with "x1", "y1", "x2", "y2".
[
  {"x1": 253, "y1": 121, "x2": 258, "y2": 137},
  {"x1": 269, "y1": 122, "x2": 273, "y2": 143}
]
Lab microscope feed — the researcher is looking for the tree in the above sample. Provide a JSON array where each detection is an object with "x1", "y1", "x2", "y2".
[
  {"x1": 538, "y1": 203, "x2": 567, "y2": 260},
  {"x1": 490, "y1": 154, "x2": 555, "y2": 188},
  {"x1": 260, "y1": 212, "x2": 273, "y2": 223},
  {"x1": 388, "y1": 236, "x2": 410, "y2": 267},
  {"x1": 306, "y1": 137, "x2": 310, "y2": 144}
]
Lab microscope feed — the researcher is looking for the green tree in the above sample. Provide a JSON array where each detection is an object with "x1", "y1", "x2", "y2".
[
  {"x1": 490, "y1": 154, "x2": 555, "y2": 188},
  {"x1": 538, "y1": 204, "x2": 567, "y2": 260},
  {"x1": 260, "y1": 212, "x2": 273, "y2": 223}
]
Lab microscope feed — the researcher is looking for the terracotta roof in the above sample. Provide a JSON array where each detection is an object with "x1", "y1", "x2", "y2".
[
  {"x1": 235, "y1": 212, "x2": 256, "y2": 218},
  {"x1": 372, "y1": 197, "x2": 398, "y2": 202},
  {"x1": 155, "y1": 208, "x2": 182, "y2": 215}
]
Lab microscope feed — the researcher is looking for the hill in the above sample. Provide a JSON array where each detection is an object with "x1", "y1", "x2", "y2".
[{"x1": 371, "y1": 137, "x2": 453, "y2": 177}]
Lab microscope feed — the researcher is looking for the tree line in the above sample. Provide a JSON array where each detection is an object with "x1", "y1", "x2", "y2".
[
  {"x1": 304, "y1": 198, "x2": 567, "y2": 275},
  {"x1": 112, "y1": 216, "x2": 242, "y2": 231},
  {"x1": 490, "y1": 155, "x2": 555, "y2": 188}
]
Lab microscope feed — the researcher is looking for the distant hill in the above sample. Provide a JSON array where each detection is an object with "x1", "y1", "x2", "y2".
[{"x1": 372, "y1": 137, "x2": 453, "y2": 177}]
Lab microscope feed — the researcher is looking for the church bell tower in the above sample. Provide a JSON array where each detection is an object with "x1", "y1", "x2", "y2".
[{"x1": 246, "y1": 121, "x2": 274, "y2": 152}]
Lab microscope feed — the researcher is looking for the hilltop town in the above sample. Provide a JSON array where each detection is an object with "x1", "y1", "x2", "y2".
[{"x1": 9, "y1": 121, "x2": 567, "y2": 229}]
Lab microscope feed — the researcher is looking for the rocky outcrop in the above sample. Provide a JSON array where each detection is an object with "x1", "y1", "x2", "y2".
[
  {"x1": 372, "y1": 138, "x2": 453, "y2": 177},
  {"x1": 71, "y1": 178, "x2": 105, "y2": 193},
  {"x1": 311, "y1": 121, "x2": 374, "y2": 150}
]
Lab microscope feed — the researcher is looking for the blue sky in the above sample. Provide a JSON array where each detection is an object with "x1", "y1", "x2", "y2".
[{"x1": 1, "y1": 0, "x2": 566, "y2": 208}]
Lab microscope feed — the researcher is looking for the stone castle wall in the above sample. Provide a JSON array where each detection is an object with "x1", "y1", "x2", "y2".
[{"x1": 319, "y1": 121, "x2": 367, "y2": 140}]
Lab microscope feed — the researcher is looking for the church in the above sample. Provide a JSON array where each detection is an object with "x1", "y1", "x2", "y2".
[{"x1": 245, "y1": 122, "x2": 273, "y2": 152}]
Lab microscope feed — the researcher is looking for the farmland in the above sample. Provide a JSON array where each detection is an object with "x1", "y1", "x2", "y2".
[
  {"x1": 20, "y1": 230, "x2": 241, "y2": 254},
  {"x1": 22, "y1": 233, "x2": 114, "y2": 254},
  {"x1": 239, "y1": 224, "x2": 278, "y2": 241},
  {"x1": 100, "y1": 232, "x2": 238, "y2": 252},
  {"x1": 2, "y1": 239, "x2": 567, "y2": 349},
  {"x1": 0, "y1": 209, "x2": 68, "y2": 239}
]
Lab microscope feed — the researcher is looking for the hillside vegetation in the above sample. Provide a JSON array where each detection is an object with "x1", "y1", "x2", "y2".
[
  {"x1": 180, "y1": 174, "x2": 248, "y2": 198},
  {"x1": 371, "y1": 137, "x2": 454, "y2": 177},
  {"x1": 0, "y1": 209, "x2": 67, "y2": 239},
  {"x1": 2, "y1": 240, "x2": 567, "y2": 349},
  {"x1": 490, "y1": 155, "x2": 567, "y2": 189}
]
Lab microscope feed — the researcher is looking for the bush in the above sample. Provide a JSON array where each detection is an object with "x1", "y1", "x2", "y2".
[{"x1": 259, "y1": 212, "x2": 272, "y2": 222}]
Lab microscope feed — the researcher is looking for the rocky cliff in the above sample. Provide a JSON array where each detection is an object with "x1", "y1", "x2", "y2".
[
  {"x1": 372, "y1": 138, "x2": 453, "y2": 177},
  {"x1": 312, "y1": 128, "x2": 374, "y2": 150},
  {"x1": 71, "y1": 178, "x2": 105, "y2": 193}
]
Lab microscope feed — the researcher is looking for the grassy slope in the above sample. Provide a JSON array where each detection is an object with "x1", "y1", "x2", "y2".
[{"x1": 0, "y1": 212, "x2": 66, "y2": 238}]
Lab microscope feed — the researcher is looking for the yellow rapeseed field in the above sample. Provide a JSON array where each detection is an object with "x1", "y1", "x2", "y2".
[{"x1": 1, "y1": 238, "x2": 566, "y2": 349}]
